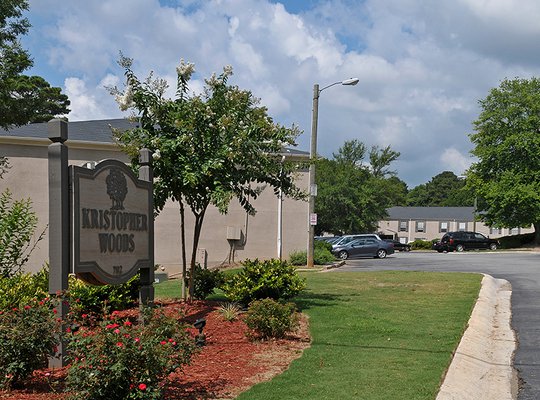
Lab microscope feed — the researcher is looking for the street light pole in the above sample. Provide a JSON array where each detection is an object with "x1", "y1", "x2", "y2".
[
  {"x1": 307, "y1": 78, "x2": 359, "y2": 268},
  {"x1": 307, "y1": 84, "x2": 320, "y2": 269}
]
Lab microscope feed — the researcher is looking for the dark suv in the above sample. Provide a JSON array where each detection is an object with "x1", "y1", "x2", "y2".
[{"x1": 432, "y1": 231, "x2": 499, "y2": 252}]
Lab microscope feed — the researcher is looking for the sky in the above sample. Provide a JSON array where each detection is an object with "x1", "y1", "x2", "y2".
[{"x1": 21, "y1": 0, "x2": 540, "y2": 188}]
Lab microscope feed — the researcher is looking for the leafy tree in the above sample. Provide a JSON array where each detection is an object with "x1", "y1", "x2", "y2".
[
  {"x1": 333, "y1": 139, "x2": 366, "y2": 165},
  {"x1": 0, "y1": 0, "x2": 70, "y2": 129},
  {"x1": 368, "y1": 145, "x2": 406, "y2": 208},
  {"x1": 468, "y1": 77, "x2": 540, "y2": 244},
  {"x1": 369, "y1": 145, "x2": 400, "y2": 178},
  {"x1": 315, "y1": 140, "x2": 401, "y2": 235},
  {"x1": 110, "y1": 56, "x2": 304, "y2": 299},
  {"x1": 406, "y1": 171, "x2": 474, "y2": 206},
  {"x1": 373, "y1": 175, "x2": 408, "y2": 207},
  {"x1": 406, "y1": 183, "x2": 429, "y2": 206}
]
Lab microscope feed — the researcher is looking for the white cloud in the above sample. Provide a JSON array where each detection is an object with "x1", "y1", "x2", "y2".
[
  {"x1": 64, "y1": 77, "x2": 122, "y2": 121},
  {"x1": 440, "y1": 147, "x2": 473, "y2": 176},
  {"x1": 24, "y1": 0, "x2": 540, "y2": 187}
]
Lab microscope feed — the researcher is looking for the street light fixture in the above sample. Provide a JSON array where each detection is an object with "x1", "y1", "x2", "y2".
[{"x1": 307, "y1": 78, "x2": 359, "y2": 268}]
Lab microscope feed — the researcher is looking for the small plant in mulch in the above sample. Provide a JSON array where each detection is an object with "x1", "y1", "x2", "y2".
[{"x1": 217, "y1": 302, "x2": 242, "y2": 322}]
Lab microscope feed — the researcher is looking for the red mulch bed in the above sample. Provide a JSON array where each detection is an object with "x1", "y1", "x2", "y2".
[{"x1": 0, "y1": 301, "x2": 311, "y2": 400}]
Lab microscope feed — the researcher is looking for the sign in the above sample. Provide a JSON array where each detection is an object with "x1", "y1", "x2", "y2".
[
  {"x1": 310, "y1": 213, "x2": 318, "y2": 226},
  {"x1": 71, "y1": 159, "x2": 152, "y2": 285}
]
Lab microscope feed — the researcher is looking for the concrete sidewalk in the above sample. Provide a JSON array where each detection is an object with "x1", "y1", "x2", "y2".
[{"x1": 436, "y1": 274, "x2": 518, "y2": 400}]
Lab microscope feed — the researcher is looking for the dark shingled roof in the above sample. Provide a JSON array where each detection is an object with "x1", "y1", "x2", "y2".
[
  {"x1": 1, "y1": 119, "x2": 310, "y2": 157},
  {"x1": 1, "y1": 118, "x2": 136, "y2": 143},
  {"x1": 386, "y1": 206, "x2": 475, "y2": 221}
]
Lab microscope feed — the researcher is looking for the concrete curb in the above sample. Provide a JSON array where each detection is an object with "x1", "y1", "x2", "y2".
[
  {"x1": 436, "y1": 274, "x2": 518, "y2": 400},
  {"x1": 321, "y1": 260, "x2": 345, "y2": 271}
]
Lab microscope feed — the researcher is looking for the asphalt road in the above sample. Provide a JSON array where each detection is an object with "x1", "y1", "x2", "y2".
[{"x1": 334, "y1": 250, "x2": 540, "y2": 400}]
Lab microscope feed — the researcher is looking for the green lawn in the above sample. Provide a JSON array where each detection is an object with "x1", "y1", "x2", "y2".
[
  {"x1": 235, "y1": 270, "x2": 481, "y2": 400},
  {"x1": 153, "y1": 278, "x2": 184, "y2": 299}
]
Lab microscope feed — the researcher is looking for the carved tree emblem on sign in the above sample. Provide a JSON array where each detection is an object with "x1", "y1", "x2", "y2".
[{"x1": 106, "y1": 168, "x2": 128, "y2": 210}]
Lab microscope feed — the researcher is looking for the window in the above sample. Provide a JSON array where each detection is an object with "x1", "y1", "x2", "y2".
[
  {"x1": 510, "y1": 227, "x2": 520, "y2": 235},
  {"x1": 399, "y1": 220, "x2": 408, "y2": 232},
  {"x1": 458, "y1": 222, "x2": 467, "y2": 231},
  {"x1": 440, "y1": 221, "x2": 448, "y2": 233},
  {"x1": 416, "y1": 221, "x2": 426, "y2": 233}
]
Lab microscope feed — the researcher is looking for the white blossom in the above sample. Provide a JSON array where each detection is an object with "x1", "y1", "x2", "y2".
[
  {"x1": 223, "y1": 65, "x2": 233, "y2": 77},
  {"x1": 115, "y1": 84, "x2": 134, "y2": 111},
  {"x1": 206, "y1": 72, "x2": 219, "y2": 87},
  {"x1": 152, "y1": 149, "x2": 161, "y2": 160},
  {"x1": 176, "y1": 59, "x2": 195, "y2": 81}
]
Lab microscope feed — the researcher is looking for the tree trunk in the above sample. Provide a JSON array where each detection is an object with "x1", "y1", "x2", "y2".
[
  {"x1": 188, "y1": 207, "x2": 207, "y2": 301},
  {"x1": 179, "y1": 201, "x2": 187, "y2": 300},
  {"x1": 534, "y1": 222, "x2": 540, "y2": 245}
]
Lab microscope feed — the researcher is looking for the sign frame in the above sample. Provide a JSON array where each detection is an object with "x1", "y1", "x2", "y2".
[{"x1": 71, "y1": 159, "x2": 153, "y2": 285}]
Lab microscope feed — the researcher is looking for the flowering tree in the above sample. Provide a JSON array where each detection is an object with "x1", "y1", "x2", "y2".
[{"x1": 110, "y1": 55, "x2": 304, "y2": 299}]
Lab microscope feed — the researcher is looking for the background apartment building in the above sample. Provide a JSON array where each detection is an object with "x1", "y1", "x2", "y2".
[{"x1": 379, "y1": 206, "x2": 534, "y2": 243}]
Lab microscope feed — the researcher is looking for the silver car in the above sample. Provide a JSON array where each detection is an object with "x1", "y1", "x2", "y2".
[{"x1": 331, "y1": 233, "x2": 382, "y2": 249}]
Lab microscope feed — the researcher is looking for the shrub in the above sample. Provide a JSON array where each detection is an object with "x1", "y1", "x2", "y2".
[
  {"x1": 0, "y1": 269, "x2": 48, "y2": 311},
  {"x1": 220, "y1": 259, "x2": 306, "y2": 305},
  {"x1": 498, "y1": 233, "x2": 535, "y2": 249},
  {"x1": 66, "y1": 307, "x2": 195, "y2": 400},
  {"x1": 288, "y1": 250, "x2": 306, "y2": 266},
  {"x1": 410, "y1": 239, "x2": 433, "y2": 250},
  {"x1": 314, "y1": 247, "x2": 336, "y2": 264},
  {"x1": 0, "y1": 299, "x2": 60, "y2": 389},
  {"x1": 0, "y1": 189, "x2": 45, "y2": 278},
  {"x1": 68, "y1": 274, "x2": 140, "y2": 317},
  {"x1": 244, "y1": 298, "x2": 299, "y2": 339},
  {"x1": 289, "y1": 240, "x2": 335, "y2": 266},
  {"x1": 185, "y1": 264, "x2": 225, "y2": 300}
]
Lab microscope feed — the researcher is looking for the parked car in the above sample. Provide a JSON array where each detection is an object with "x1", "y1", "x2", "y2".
[
  {"x1": 432, "y1": 231, "x2": 499, "y2": 252},
  {"x1": 332, "y1": 237, "x2": 394, "y2": 260},
  {"x1": 331, "y1": 233, "x2": 382, "y2": 249},
  {"x1": 385, "y1": 239, "x2": 411, "y2": 252}
]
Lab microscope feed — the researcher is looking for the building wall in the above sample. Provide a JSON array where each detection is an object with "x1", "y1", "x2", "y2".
[
  {"x1": 154, "y1": 173, "x2": 309, "y2": 275},
  {"x1": 1, "y1": 138, "x2": 308, "y2": 276},
  {"x1": 378, "y1": 216, "x2": 534, "y2": 243}
]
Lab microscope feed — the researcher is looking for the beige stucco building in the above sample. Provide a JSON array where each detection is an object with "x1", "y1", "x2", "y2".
[
  {"x1": 1, "y1": 119, "x2": 310, "y2": 276},
  {"x1": 378, "y1": 206, "x2": 534, "y2": 243}
]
